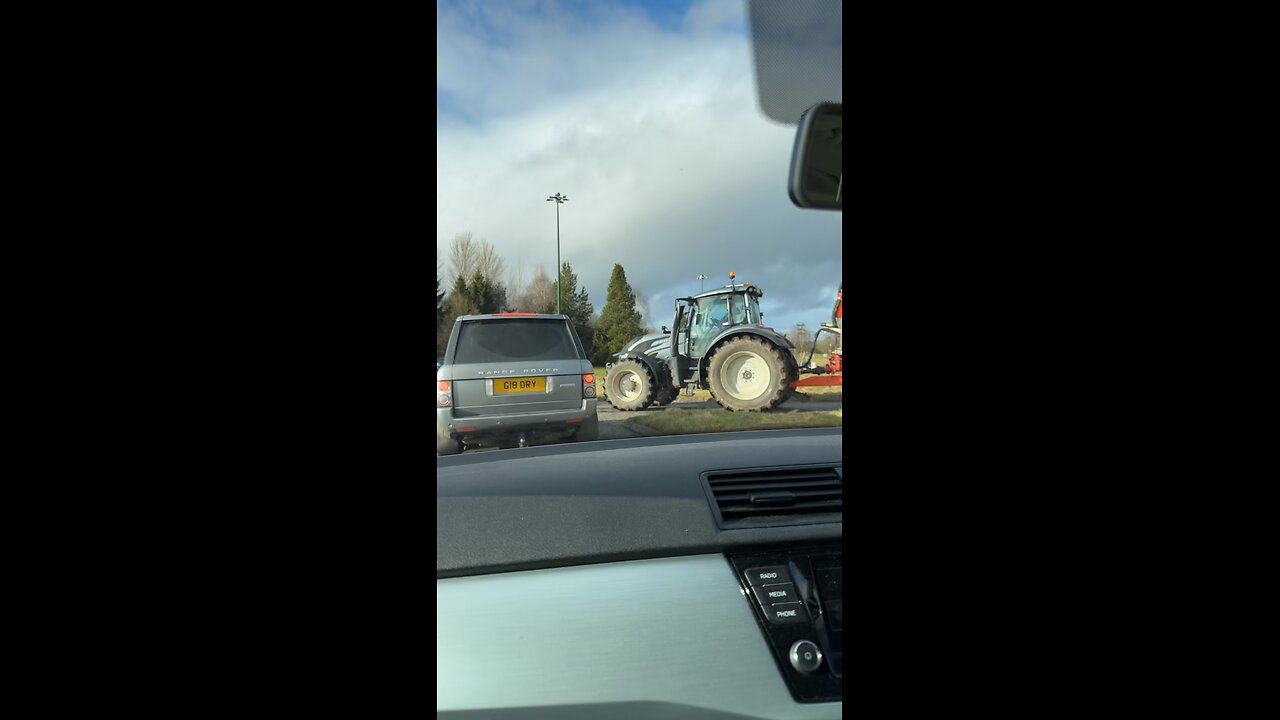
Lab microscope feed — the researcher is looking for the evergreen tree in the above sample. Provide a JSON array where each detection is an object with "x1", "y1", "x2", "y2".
[
  {"x1": 437, "y1": 275, "x2": 476, "y2": 357},
  {"x1": 450, "y1": 275, "x2": 475, "y2": 314},
  {"x1": 436, "y1": 267, "x2": 447, "y2": 359},
  {"x1": 555, "y1": 262, "x2": 595, "y2": 357},
  {"x1": 436, "y1": 268, "x2": 445, "y2": 325},
  {"x1": 466, "y1": 270, "x2": 506, "y2": 314},
  {"x1": 593, "y1": 264, "x2": 644, "y2": 365}
]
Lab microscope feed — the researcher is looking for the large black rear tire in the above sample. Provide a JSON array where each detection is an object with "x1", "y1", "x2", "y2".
[
  {"x1": 653, "y1": 364, "x2": 680, "y2": 406},
  {"x1": 605, "y1": 359, "x2": 657, "y2": 411},
  {"x1": 654, "y1": 385, "x2": 680, "y2": 407},
  {"x1": 705, "y1": 336, "x2": 793, "y2": 412}
]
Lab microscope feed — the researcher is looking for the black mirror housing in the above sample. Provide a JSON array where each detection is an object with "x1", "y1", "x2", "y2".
[{"x1": 789, "y1": 102, "x2": 842, "y2": 210}]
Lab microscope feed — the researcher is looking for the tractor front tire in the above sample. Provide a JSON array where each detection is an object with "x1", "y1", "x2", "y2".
[
  {"x1": 605, "y1": 359, "x2": 657, "y2": 411},
  {"x1": 706, "y1": 336, "x2": 793, "y2": 412}
]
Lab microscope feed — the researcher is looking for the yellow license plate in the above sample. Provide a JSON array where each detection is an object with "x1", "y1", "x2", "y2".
[{"x1": 494, "y1": 376, "x2": 546, "y2": 394}]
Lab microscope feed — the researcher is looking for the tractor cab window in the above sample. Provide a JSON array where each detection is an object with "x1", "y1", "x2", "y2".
[
  {"x1": 705, "y1": 297, "x2": 730, "y2": 328},
  {"x1": 689, "y1": 296, "x2": 729, "y2": 357},
  {"x1": 729, "y1": 294, "x2": 748, "y2": 326},
  {"x1": 748, "y1": 295, "x2": 762, "y2": 325}
]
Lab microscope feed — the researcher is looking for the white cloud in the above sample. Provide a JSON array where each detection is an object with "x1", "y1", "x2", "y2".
[{"x1": 683, "y1": 0, "x2": 746, "y2": 34}]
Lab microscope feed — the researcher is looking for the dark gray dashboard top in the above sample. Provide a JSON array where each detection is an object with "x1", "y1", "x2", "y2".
[{"x1": 436, "y1": 428, "x2": 843, "y2": 577}]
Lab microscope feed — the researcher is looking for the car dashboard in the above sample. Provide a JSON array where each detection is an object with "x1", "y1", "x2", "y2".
[{"x1": 437, "y1": 428, "x2": 843, "y2": 720}]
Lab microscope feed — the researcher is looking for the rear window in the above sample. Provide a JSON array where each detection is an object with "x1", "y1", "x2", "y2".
[{"x1": 453, "y1": 319, "x2": 581, "y2": 364}]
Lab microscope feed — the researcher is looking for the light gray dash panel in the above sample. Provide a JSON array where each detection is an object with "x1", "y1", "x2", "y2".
[{"x1": 437, "y1": 554, "x2": 841, "y2": 720}]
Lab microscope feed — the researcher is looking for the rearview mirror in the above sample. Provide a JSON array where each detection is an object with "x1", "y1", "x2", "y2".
[{"x1": 789, "y1": 102, "x2": 842, "y2": 210}]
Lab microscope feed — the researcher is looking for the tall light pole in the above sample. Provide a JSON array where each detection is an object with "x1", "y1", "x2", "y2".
[
  {"x1": 696, "y1": 274, "x2": 707, "y2": 292},
  {"x1": 547, "y1": 192, "x2": 569, "y2": 315}
]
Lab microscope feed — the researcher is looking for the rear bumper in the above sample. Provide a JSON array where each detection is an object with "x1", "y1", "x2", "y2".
[{"x1": 437, "y1": 400, "x2": 598, "y2": 440}]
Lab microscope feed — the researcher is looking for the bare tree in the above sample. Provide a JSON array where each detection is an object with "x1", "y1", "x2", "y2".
[
  {"x1": 514, "y1": 264, "x2": 555, "y2": 312},
  {"x1": 449, "y1": 230, "x2": 506, "y2": 292},
  {"x1": 506, "y1": 258, "x2": 526, "y2": 310},
  {"x1": 788, "y1": 322, "x2": 814, "y2": 361},
  {"x1": 476, "y1": 241, "x2": 505, "y2": 284},
  {"x1": 449, "y1": 232, "x2": 478, "y2": 285},
  {"x1": 814, "y1": 332, "x2": 837, "y2": 355}
]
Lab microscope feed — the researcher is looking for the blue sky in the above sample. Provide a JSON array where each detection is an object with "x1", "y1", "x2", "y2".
[{"x1": 436, "y1": 0, "x2": 841, "y2": 335}]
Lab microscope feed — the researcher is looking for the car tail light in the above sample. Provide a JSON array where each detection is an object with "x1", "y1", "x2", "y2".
[
  {"x1": 437, "y1": 380, "x2": 452, "y2": 408},
  {"x1": 583, "y1": 373, "x2": 596, "y2": 398}
]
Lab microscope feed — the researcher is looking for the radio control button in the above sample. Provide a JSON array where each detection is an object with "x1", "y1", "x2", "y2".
[
  {"x1": 751, "y1": 582, "x2": 798, "y2": 605},
  {"x1": 744, "y1": 566, "x2": 790, "y2": 586},
  {"x1": 763, "y1": 601, "x2": 810, "y2": 625},
  {"x1": 789, "y1": 639, "x2": 823, "y2": 674}
]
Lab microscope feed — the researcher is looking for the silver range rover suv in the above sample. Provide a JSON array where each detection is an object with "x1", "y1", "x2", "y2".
[{"x1": 436, "y1": 313, "x2": 599, "y2": 454}]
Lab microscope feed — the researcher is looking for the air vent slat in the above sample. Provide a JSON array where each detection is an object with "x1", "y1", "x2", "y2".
[
  {"x1": 727, "y1": 499, "x2": 844, "y2": 515},
  {"x1": 703, "y1": 465, "x2": 842, "y2": 529},
  {"x1": 708, "y1": 480, "x2": 840, "y2": 492},
  {"x1": 713, "y1": 489, "x2": 842, "y2": 503},
  {"x1": 707, "y1": 471, "x2": 836, "y2": 483},
  {"x1": 706, "y1": 468, "x2": 834, "y2": 479}
]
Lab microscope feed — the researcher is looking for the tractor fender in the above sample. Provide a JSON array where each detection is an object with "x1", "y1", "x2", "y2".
[
  {"x1": 708, "y1": 326, "x2": 795, "y2": 351},
  {"x1": 701, "y1": 328, "x2": 798, "y2": 382}
]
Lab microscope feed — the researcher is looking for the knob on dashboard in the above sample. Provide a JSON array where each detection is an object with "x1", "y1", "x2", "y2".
[{"x1": 788, "y1": 639, "x2": 823, "y2": 674}]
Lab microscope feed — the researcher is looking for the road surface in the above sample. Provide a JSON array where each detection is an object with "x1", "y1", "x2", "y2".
[{"x1": 449, "y1": 395, "x2": 842, "y2": 451}]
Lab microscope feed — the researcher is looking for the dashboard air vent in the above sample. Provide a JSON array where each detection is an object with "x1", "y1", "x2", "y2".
[{"x1": 702, "y1": 465, "x2": 842, "y2": 529}]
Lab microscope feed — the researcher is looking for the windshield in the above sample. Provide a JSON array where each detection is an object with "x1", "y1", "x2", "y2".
[{"x1": 437, "y1": 0, "x2": 841, "y2": 451}]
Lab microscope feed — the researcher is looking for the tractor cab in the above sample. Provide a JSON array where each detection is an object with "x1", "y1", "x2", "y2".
[{"x1": 681, "y1": 283, "x2": 763, "y2": 358}]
